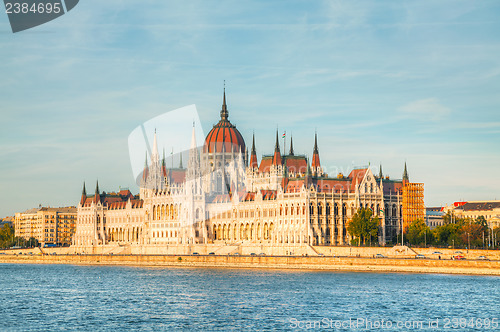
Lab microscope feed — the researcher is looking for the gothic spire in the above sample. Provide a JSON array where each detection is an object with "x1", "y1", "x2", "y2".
[
  {"x1": 250, "y1": 132, "x2": 258, "y2": 169},
  {"x1": 95, "y1": 180, "x2": 99, "y2": 195},
  {"x1": 220, "y1": 82, "x2": 228, "y2": 121},
  {"x1": 272, "y1": 129, "x2": 282, "y2": 166},
  {"x1": 379, "y1": 164, "x2": 383, "y2": 179},
  {"x1": 80, "y1": 181, "x2": 87, "y2": 206},
  {"x1": 274, "y1": 129, "x2": 280, "y2": 153},
  {"x1": 313, "y1": 132, "x2": 319, "y2": 155},
  {"x1": 151, "y1": 130, "x2": 159, "y2": 163},
  {"x1": 251, "y1": 132, "x2": 256, "y2": 154},
  {"x1": 179, "y1": 152, "x2": 183, "y2": 169},
  {"x1": 403, "y1": 162, "x2": 409, "y2": 182},
  {"x1": 289, "y1": 135, "x2": 294, "y2": 156},
  {"x1": 311, "y1": 132, "x2": 320, "y2": 170}
]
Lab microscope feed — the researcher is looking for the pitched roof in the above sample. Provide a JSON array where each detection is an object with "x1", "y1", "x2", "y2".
[
  {"x1": 348, "y1": 168, "x2": 367, "y2": 191},
  {"x1": 459, "y1": 201, "x2": 500, "y2": 211}
]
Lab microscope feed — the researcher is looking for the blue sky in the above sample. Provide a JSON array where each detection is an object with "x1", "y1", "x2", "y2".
[{"x1": 1, "y1": 0, "x2": 499, "y2": 217}]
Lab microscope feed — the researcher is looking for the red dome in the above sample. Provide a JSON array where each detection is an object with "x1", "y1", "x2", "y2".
[
  {"x1": 204, "y1": 90, "x2": 246, "y2": 154},
  {"x1": 204, "y1": 119, "x2": 246, "y2": 153}
]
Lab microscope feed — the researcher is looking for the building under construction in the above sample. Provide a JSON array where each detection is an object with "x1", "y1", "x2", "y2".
[{"x1": 402, "y1": 163, "x2": 425, "y2": 229}]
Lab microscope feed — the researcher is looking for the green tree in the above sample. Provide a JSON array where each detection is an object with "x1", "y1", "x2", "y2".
[
  {"x1": 461, "y1": 221, "x2": 486, "y2": 248},
  {"x1": 432, "y1": 222, "x2": 463, "y2": 247},
  {"x1": 406, "y1": 219, "x2": 432, "y2": 246},
  {"x1": 476, "y1": 216, "x2": 488, "y2": 230},
  {"x1": 347, "y1": 208, "x2": 380, "y2": 246},
  {"x1": 27, "y1": 237, "x2": 39, "y2": 248},
  {"x1": 0, "y1": 223, "x2": 15, "y2": 248},
  {"x1": 493, "y1": 227, "x2": 500, "y2": 248}
]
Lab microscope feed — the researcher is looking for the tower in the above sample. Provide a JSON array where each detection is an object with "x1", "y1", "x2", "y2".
[
  {"x1": 272, "y1": 129, "x2": 282, "y2": 166},
  {"x1": 311, "y1": 132, "x2": 321, "y2": 176},
  {"x1": 249, "y1": 133, "x2": 258, "y2": 169}
]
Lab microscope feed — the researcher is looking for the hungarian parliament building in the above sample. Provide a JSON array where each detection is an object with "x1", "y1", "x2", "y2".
[{"x1": 73, "y1": 91, "x2": 420, "y2": 250}]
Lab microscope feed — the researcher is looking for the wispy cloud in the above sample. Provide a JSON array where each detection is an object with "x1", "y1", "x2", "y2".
[{"x1": 398, "y1": 98, "x2": 451, "y2": 121}]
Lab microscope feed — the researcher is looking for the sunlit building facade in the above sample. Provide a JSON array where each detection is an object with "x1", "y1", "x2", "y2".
[{"x1": 73, "y1": 91, "x2": 422, "y2": 248}]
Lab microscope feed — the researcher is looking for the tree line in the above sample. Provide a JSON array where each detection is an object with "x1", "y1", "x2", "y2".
[
  {"x1": 347, "y1": 208, "x2": 500, "y2": 249},
  {"x1": 0, "y1": 223, "x2": 39, "y2": 249}
]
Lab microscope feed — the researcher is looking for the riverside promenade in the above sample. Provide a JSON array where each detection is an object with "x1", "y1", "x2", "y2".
[{"x1": 1, "y1": 248, "x2": 499, "y2": 276}]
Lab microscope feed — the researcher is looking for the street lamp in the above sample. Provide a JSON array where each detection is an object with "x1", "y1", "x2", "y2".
[{"x1": 467, "y1": 232, "x2": 470, "y2": 253}]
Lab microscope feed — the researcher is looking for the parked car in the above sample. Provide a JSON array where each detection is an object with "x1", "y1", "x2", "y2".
[
  {"x1": 452, "y1": 255, "x2": 465, "y2": 260},
  {"x1": 208, "y1": 252, "x2": 215, "y2": 255},
  {"x1": 318, "y1": 253, "x2": 325, "y2": 256},
  {"x1": 250, "y1": 253, "x2": 256, "y2": 256},
  {"x1": 454, "y1": 251, "x2": 463, "y2": 254},
  {"x1": 375, "y1": 254, "x2": 386, "y2": 258},
  {"x1": 232, "y1": 253, "x2": 240, "y2": 256},
  {"x1": 432, "y1": 251, "x2": 442, "y2": 255},
  {"x1": 192, "y1": 252, "x2": 199, "y2": 255},
  {"x1": 258, "y1": 253, "x2": 266, "y2": 256},
  {"x1": 415, "y1": 254, "x2": 426, "y2": 259},
  {"x1": 477, "y1": 256, "x2": 489, "y2": 261}
]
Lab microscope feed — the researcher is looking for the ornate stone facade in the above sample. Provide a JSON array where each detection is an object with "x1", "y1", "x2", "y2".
[{"x1": 73, "y1": 91, "x2": 414, "y2": 249}]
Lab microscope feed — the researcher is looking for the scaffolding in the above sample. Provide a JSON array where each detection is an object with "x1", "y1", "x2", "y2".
[{"x1": 402, "y1": 182, "x2": 425, "y2": 229}]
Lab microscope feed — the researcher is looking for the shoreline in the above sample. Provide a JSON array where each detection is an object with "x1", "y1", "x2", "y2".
[{"x1": 1, "y1": 254, "x2": 499, "y2": 276}]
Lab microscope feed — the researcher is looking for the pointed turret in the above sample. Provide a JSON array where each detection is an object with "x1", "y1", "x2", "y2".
[
  {"x1": 379, "y1": 164, "x2": 383, "y2": 179},
  {"x1": 403, "y1": 162, "x2": 409, "y2": 183},
  {"x1": 272, "y1": 129, "x2": 282, "y2": 166},
  {"x1": 187, "y1": 123, "x2": 201, "y2": 180},
  {"x1": 289, "y1": 135, "x2": 294, "y2": 156},
  {"x1": 220, "y1": 84, "x2": 229, "y2": 121},
  {"x1": 94, "y1": 180, "x2": 100, "y2": 204},
  {"x1": 80, "y1": 181, "x2": 87, "y2": 206},
  {"x1": 249, "y1": 133, "x2": 258, "y2": 169},
  {"x1": 151, "y1": 130, "x2": 159, "y2": 164},
  {"x1": 311, "y1": 132, "x2": 321, "y2": 172},
  {"x1": 179, "y1": 152, "x2": 183, "y2": 169}
]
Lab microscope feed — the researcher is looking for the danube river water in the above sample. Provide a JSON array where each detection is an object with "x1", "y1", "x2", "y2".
[{"x1": 0, "y1": 264, "x2": 498, "y2": 331}]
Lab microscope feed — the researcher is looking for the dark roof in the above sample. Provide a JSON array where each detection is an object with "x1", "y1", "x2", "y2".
[{"x1": 459, "y1": 202, "x2": 500, "y2": 211}]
